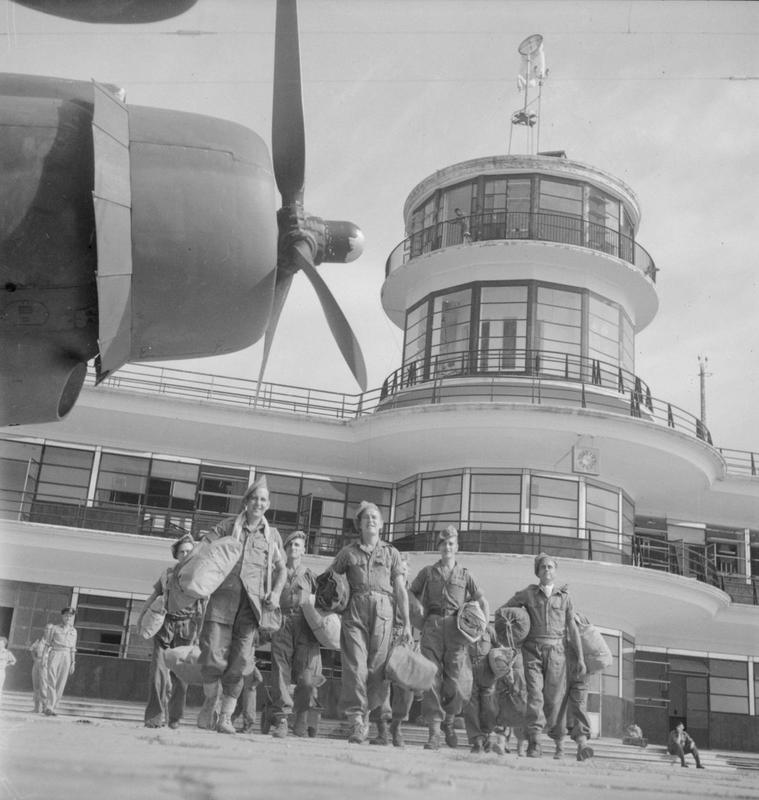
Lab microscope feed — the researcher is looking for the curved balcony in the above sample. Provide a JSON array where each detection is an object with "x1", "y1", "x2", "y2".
[
  {"x1": 377, "y1": 349, "x2": 712, "y2": 445},
  {"x1": 385, "y1": 211, "x2": 657, "y2": 281}
]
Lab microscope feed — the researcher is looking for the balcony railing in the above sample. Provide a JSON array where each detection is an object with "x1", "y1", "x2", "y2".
[
  {"x1": 23, "y1": 362, "x2": 759, "y2": 478},
  {"x1": 3, "y1": 486, "x2": 755, "y2": 604},
  {"x1": 385, "y1": 211, "x2": 658, "y2": 281},
  {"x1": 382, "y1": 349, "x2": 652, "y2": 403}
]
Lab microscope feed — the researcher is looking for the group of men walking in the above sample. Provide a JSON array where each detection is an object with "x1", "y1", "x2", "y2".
[{"x1": 136, "y1": 477, "x2": 595, "y2": 761}]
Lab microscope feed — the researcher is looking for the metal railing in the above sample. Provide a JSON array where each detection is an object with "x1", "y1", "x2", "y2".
[
  {"x1": 3, "y1": 483, "x2": 755, "y2": 604},
  {"x1": 381, "y1": 349, "x2": 652, "y2": 402},
  {"x1": 385, "y1": 211, "x2": 657, "y2": 281}
]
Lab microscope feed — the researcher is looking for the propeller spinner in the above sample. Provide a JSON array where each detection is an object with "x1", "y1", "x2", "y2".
[{"x1": 259, "y1": 0, "x2": 367, "y2": 394}]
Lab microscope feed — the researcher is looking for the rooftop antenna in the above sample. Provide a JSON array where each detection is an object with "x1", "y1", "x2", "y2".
[
  {"x1": 509, "y1": 34, "x2": 547, "y2": 154},
  {"x1": 698, "y1": 355, "x2": 711, "y2": 425}
]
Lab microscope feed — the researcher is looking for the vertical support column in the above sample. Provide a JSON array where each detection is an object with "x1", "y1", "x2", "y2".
[{"x1": 86, "y1": 446, "x2": 102, "y2": 508}]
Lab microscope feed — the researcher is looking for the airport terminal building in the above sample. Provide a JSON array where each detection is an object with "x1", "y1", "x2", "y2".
[{"x1": 2, "y1": 152, "x2": 758, "y2": 750}]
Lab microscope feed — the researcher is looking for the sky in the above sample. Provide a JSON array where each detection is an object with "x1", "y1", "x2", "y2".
[{"x1": 3, "y1": 0, "x2": 758, "y2": 451}]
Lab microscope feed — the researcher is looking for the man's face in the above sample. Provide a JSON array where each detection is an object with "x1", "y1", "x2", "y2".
[
  {"x1": 359, "y1": 507, "x2": 382, "y2": 537},
  {"x1": 537, "y1": 561, "x2": 556, "y2": 585},
  {"x1": 286, "y1": 538, "x2": 305, "y2": 560},
  {"x1": 176, "y1": 542, "x2": 194, "y2": 562},
  {"x1": 245, "y1": 488, "x2": 270, "y2": 522},
  {"x1": 439, "y1": 537, "x2": 458, "y2": 558}
]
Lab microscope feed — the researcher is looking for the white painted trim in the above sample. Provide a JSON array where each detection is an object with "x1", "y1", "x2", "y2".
[{"x1": 85, "y1": 447, "x2": 102, "y2": 507}]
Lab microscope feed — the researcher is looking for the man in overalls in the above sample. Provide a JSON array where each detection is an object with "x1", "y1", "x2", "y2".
[
  {"x1": 505, "y1": 553, "x2": 585, "y2": 758},
  {"x1": 409, "y1": 525, "x2": 489, "y2": 750},
  {"x1": 330, "y1": 501, "x2": 411, "y2": 744},
  {"x1": 197, "y1": 476, "x2": 286, "y2": 734},
  {"x1": 269, "y1": 530, "x2": 323, "y2": 739}
]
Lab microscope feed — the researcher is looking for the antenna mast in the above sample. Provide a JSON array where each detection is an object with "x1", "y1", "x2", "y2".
[
  {"x1": 509, "y1": 34, "x2": 547, "y2": 154},
  {"x1": 698, "y1": 354, "x2": 711, "y2": 425}
]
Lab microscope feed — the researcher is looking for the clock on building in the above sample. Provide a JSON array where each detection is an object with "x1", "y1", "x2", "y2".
[{"x1": 573, "y1": 446, "x2": 600, "y2": 475}]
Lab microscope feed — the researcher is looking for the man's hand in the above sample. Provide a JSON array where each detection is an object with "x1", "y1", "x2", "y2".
[
  {"x1": 264, "y1": 590, "x2": 281, "y2": 609},
  {"x1": 575, "y1": 659, "x2": 587, "y2": 680}
]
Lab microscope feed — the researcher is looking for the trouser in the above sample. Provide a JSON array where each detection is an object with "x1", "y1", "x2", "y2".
[
  {"x1": 565, "y1": 673, "x2": 591, "y2": 741},
  {"x1": 522, "y1": 638, "x2": 566, "y2": 740},
  {"x1": 464, "y1": 653, "x2": 498, "y2": 741},
  {"x1": 45, "y1": 650, "x2": 71, "y2": 711},
  {"x1": 338, "y1": 592, "x2": 393, "y2": 720},
  {"x1": 233, "y1": 668, "x2": 263, "y2": 723},
  {"x1": 420, "y1": 615, "x2": 473, "y2": 724},
  {"x1": 199, "y1": 596, "x2": 258, "y2": 700},
  {"x1": 270, "y1": 612, "x2": 323, "y2": 721},
  {"x1": 144, "y1": 617, "x2": 196, "y2": 726},
  {"x1": 32, "y1": 661, "x2": 47, "y2": 710},
  {"x1": 668, "y1": 740, "x2": 702, "y2": 767}
]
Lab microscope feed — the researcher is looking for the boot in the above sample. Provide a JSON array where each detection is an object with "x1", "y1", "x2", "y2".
[
  {"x1": 370, "y1": 719, "x2": 390, "y2": 746},
  {"x1": 441, "y1": 716, "x2": 458, "y2": 748},
  {"x1": 197, "y1": 682, "x2": 220, "y2": 730},
  {"x1": 424, "y1": 723, "x2": 442, "y2": 751},
  {"x1": 293, "y1": 711, "x2": 308, "y2": 737},
  {"x1": 526, "y1": 734, "x2": 542, "y2": 758},
  {"x1": 576, "y1": 734, "x2": 594, "y2": 762},
  {"x1": 470, "y1": 735, "x2": 486, "y2": 753},
  {"x1": 271, "y1": 717, "x2": 289, "y2": 739},
  {"x1": 488, "y1": 731, "x2": 508, "y2": 755},
  {"x1": 216, "y1": 695, "x2": 237, "y2": 734},
  {"x1": 307, "y1": 708, "x2": 320, "y2": 738},
  {"x1": 390, "y1": 719, "x2": 405, "y2": 748},
  {"x1": 347, "y1": 716, "x2": 366, "y2": 744},
  {"x1": 553, "y1": 738, "x2": 564, "y2": 760}
]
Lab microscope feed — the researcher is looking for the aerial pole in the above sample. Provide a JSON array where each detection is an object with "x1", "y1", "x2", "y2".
[
  {"x1": 698, "y1": 354, "x2": 710, "y2": 425},
  {"x1": 509, "y1": 34, "x2": 547, "y2": 154}
]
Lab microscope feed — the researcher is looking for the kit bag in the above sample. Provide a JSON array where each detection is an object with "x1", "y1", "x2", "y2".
[
  {"x1": 164, "y1": 644, "x2": 204, "y2": 685},
  {"x1": 493, "y1": 605, "x2": 531, "y2": 648},
  {"x1": 302, "y1": 595, "x2": 341, "y2": 650},
  {"x1": 314, "y1": 569, "x2": 350, "y2": 613},
  {"x1": 385, "y1": 642, "x2": 437, "y2": 692},
  {"x1": 577, "y1": 615, "x2": 612, "y2": 673},
  {"x1": 175, "y1": 530, "x2": 243, "y2": 600},
  {"x1": 257, "y1": 536, "x2": 283, "y2": 634},
  {"x1": 138, "y1": 569, "x2": 169, "y2": 639}
]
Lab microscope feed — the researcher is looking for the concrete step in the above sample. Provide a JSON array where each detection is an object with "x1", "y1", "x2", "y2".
[{"x1": 4, "y1": 692, "x2": 757, "y2": 773}]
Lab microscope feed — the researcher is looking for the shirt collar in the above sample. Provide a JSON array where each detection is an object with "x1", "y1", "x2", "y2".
[{"x1": 539, "y1": 583, "x2": 554, "y2": 597}]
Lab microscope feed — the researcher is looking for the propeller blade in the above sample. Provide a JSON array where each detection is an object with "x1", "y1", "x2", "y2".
[
  {"x1": 254, "y1": 269, "x2": 295, "y2": 405},
  {"x1": 292, "y1": 240, "x2": 368, "y2": 392},
  {"x1": 272, "y1": 0, "x2": 305, "y2": 201}
]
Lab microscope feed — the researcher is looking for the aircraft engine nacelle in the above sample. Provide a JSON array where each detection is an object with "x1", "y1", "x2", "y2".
[{"x1": 0, "y1": 74, "x2": 278, "y2": 426}]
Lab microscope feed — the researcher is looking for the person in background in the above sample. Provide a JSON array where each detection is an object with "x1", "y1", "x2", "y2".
[
  {"x1": 409, "y1": 525, "x2": 489, "y2": 750},
  {"x1": 269, "y1": 530, "x2": 323, "y2": 739},
  {"x1": 43, "y1": 608, "x2": 77, "y2": 716},
  {"x1": 504, "y1": 553, "x2": 585, "y2": 758},
  {"x1": 29, "y1": 625, "x2": 53, "y2": 713},
  {"x1": 330, "y1": 501, "x2": 411, "y2": 744},
  {"x1": 138, "y1": 533, "x2": 204, "y2": 729},
  {"x1": 668, "y1": 721, "x2": 705, "y2": 769},
  {"x1": 197, "y1": 476, "x2": 286, "y2": 735},
  {"x1": 369, "y1": 552, "x2": 415, "y2": 747},
  {"x1": 464, "y1": 624, "x2": 499, "y2": 753},
  {"x1": 0, "y1": 636, "x2": 17, "y2": 704}
]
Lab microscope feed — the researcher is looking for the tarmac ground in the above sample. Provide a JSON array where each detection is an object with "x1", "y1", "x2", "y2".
[{"x1": 1, "y1": 695, "x2": 758, "y2": 800}]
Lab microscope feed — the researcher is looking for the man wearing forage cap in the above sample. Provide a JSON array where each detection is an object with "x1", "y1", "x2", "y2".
[
  {"x1": 197, "y1": 475, "x2": 287, "y2": 734},
  {"x1": 504, "y1": 553, "x2": 585, "y2": 759},
  {"x1": 409, "y1": 525, "x2": 489, "y2": 750},
  {"x1": 330, "y1": 500, "x2": 411, "y2": 744},
  {"x1": 268, "y1": 530, "x2": 323, "y2": 740}
]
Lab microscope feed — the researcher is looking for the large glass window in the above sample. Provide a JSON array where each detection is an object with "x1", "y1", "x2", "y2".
[
  {"x1": 430, "y1": 289, "x2": 471, "y2": 376},
  {"x1": 586, "y1": 483, "x2": 619, "y2": 533},
  {"x1": 403, "y1": 301, "x2": 429, "y2": 368},
  {"x1": 588, "y1": 295, "x2": 620, "y2": 369},
  {"x1": 709, "y1": 660, "x2": 748, "y2": 715},
  {"x1": 196, "y1": 464, "x2": 249, "y2": 515},
  {"x1": 96, "y1": 453, "x2": 149, "y2": 506},
  {"x1": 478, "y1": 285, "x2": 528, "y2": 371},
  {"x1": 469, "y1": 472, "x2": 521, "y2": 530},
  {"x1": 537, "y1": 179, "x2": 582, "y2": 245},
  {"x1": 419, "y1": 473, "x2": 462, "y2": 529},
  {"x1": 0, "y1": 440, "x2": 42, "y2": 520},
  {"x1": 394, "y1": 477, "x2": 417, "y2": 537},
  {"x1": 535, "y1": 287, "x2": 582, "y2": 374},
  {"x1": 410, "y1": 196, "x2": 439, "y2": 257},
  {"x1": 479, "y1": 177, "x2": 531, "y2": 240},
  {"x1": 529, "y1": 475, "x2": 578, "y2": 536},
  {"x1": 146, "y1": 460, "x2": 198, "y2": 511},
  {"x1": 75, "y1": 592, "x2": 131, "y2": 658},
  {"x1": 35, "y1": 446, "x2": 93, "y2": 504},
  {"x1": 588, "y1": 188, "x2": 620, "y2": 256}
]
